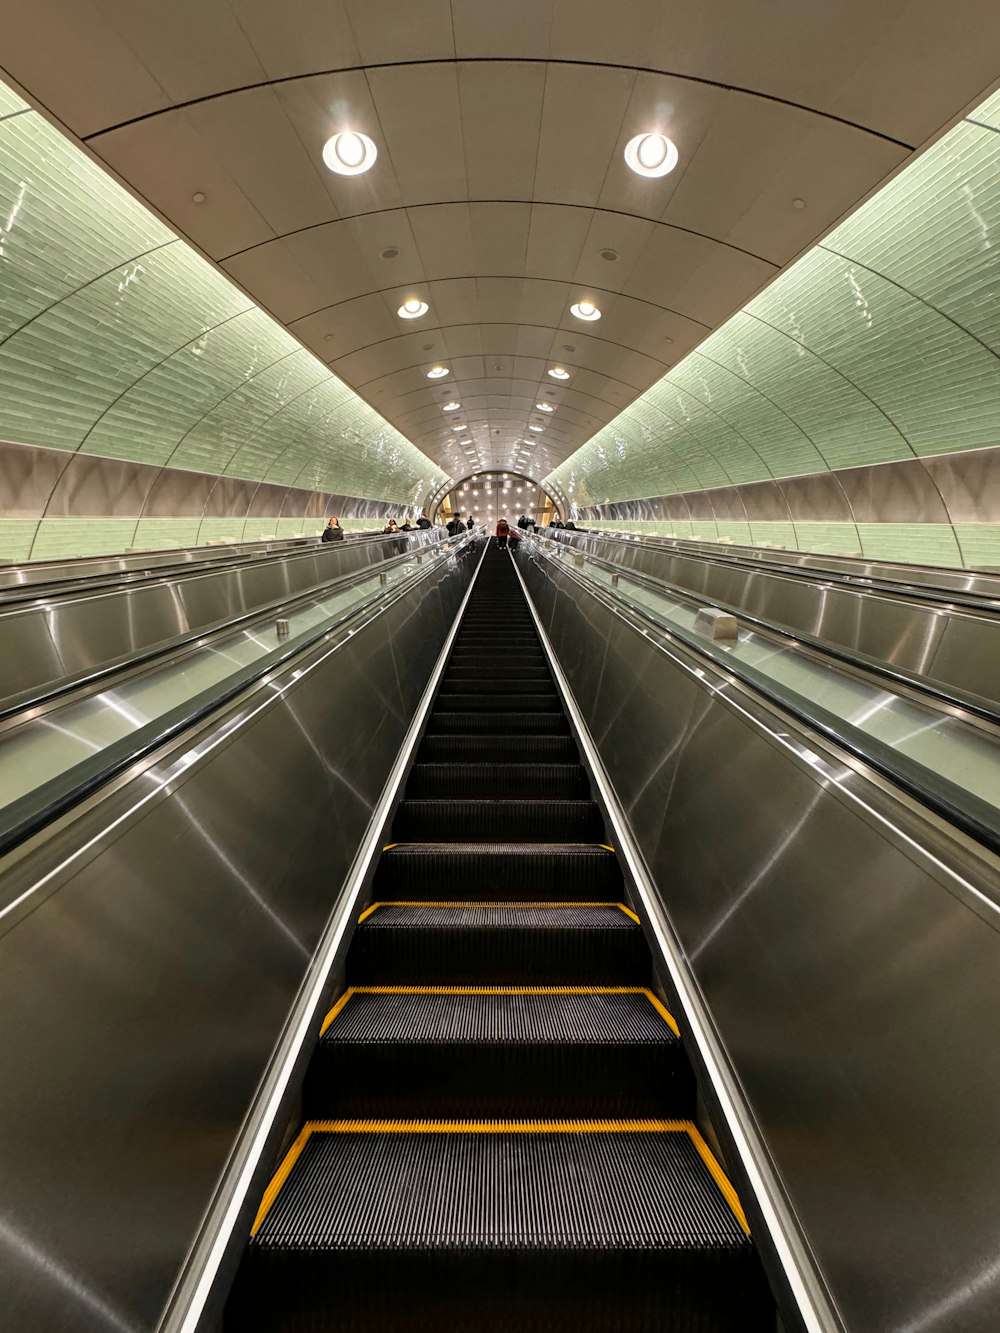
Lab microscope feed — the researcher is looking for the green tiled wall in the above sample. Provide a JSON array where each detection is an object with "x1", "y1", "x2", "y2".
[
  {"x1": 0, "y1": 75, "x2": 447, "y2": 531},
  {"x1": 547, "y1": 89, "x2": 1000, "y2": 567}
]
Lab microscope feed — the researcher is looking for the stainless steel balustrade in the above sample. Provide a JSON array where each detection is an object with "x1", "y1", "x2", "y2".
[
  {"x1": 0, "y1": 535, "x2": 481, "y2": 1333},
  {"x1": 550, "y1": 527, "x2": 1000, "y2": 704},
  {"x1": 570, "y1": 527, "x2": 1000, "y2": 599},
  {"x1": 519, "y1": 540, "x2": 1000, "y2": 1333},
  {"x1": 0, "y1": 528, "x2": 445, "y2": 705}
]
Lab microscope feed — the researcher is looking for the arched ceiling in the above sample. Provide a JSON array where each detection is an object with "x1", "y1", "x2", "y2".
[{"x1": 2, "y1": 0, "x2": 999, "y2": 484}]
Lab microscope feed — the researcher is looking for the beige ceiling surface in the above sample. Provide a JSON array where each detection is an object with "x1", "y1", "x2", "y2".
[{"x1": 2, "y1": 0, "x2": 999, "y2": 483}]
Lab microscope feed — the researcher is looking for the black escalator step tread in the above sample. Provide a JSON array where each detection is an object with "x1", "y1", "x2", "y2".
[
  {"x1": 407, "y1": 763, "x2": 587, "y2": 799},
  {"x1": 374, "y1": 843, "x2": 623, "y2": 898},
  {"x1": 417, "y1": 734, "x2": 578, "y2": 762},
  {"x1": 348, "y1": 903, "x2": 647, "y2": 983},
  {"x1": 234, "y1": 1127, "x2": 771, "y2": 1333},
  {"x1": 439, "y1": 677, "x2": 553, "y2": 693},
  {"x1": 434, "y1": 693, "x2": 558, "y2": 712},
  {"x1": 444, "y1": 665, "x2": 551, "y2": 677},
  {"x1": 392, "y1": 798, "x2": 603, "y2": 840},
  {"x1": 429, "y1": 711, "x2": 569, "y2": 734},
  {"x1": 306, "y1": 988, "x2": 693, "y2": 1118}
]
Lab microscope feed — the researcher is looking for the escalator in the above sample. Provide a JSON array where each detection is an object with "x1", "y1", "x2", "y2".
[{"x1": 226, "y1": 543, "x2": 774, "y2": 1331}]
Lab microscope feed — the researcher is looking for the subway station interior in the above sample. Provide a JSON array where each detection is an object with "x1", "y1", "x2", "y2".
[{"x1": 1, "y1": 5, "x2": 999, "y2": 1332}]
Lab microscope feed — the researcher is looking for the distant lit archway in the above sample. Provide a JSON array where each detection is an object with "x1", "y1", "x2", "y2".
[{"x1": 432, "y1": 472, "x2": 561, "y2": 526}]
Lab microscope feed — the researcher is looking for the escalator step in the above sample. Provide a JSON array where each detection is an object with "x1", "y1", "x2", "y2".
[
  {"x1": 306, "y1": 987, "x2": 693, "y2": 1118},
  {"x1": 417, "y1": 735, "x2": 578, "y2": 762},
  {"x1": 232, "y1": 1125, "x2": 770, "y2": 1333},
  {"x1": 443, "y1": 666, "x2": 551, "y2": 678},
  {"x1": 373, "y1": 843, "x2": 623, "y2": 899},
  {"x1": 429, "y1": 711, "x2": 569, "y2": 734},
  {"x1": 439, "y1": 677, "x2": 554, "y2": 693},
  {"x1": 392, "y1": 798, "x2": 602, "y2": 840},
  {"x1": 434, "y1": 693, "x2": 558, "y2": 712},
  {"x1": 348, "y1": 902, "x2": 647, "y2": 984},
  {"x1": 406, "y1": 764, "x2": 588, "y2": 799}
]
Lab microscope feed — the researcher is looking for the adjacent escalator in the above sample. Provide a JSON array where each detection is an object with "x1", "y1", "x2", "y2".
[{"x1": 227, "y1": 543, "x2": 774, "y2": 1332}]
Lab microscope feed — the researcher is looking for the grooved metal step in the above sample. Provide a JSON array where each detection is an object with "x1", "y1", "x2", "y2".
[
  {"x1": 348, "y1": 902, "x2": 648, "y2": 984},
  {"x1": 393, "y1": 798, "x2": 603, "y2": 840},
  {"x1": 429, "y1": 711, "x2": 569, "y2": 734},
  {"x1": 231, "y1": 1125, "x2": 770, "y2": 1332},
  {"x1": 417, "y1": 736, "x2": 579, "y2": 763},
  {"x1": 306, "y1": 987, "x2": 693, "y2": 1118},
  {"x1": 373, "y1": 843, "x2": 623, "y2": 899}
]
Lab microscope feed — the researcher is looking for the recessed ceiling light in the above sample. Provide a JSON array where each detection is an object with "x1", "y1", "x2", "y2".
[
  {"x1": 452, "y1": 423, "x2": 467, "y2": 430},
  {"x1": 547, "y1": 367, "x2": 570, "y2": 380},
  {"x1": 398, "y1": 298, "x2": 429, "y2": 319},
  {"x1": 535, "y1": 403, "x2": 555, "y2": 413},
  {"x1": 599, "y1": 247, "x2": 620, "y2": 262},
  {"x1": 442, "y1": 401, "x2": 461, "y2": 412},
  {"x1": 323, "y1": 130, "x2": 378, "y2": 176},
  {"x1": 570, "y1": 301, "x2": 601, "y2": 322},
  {"x1": 426, "y1": 365, "x2": 449, "y2": 378},
  {"x1": 192, "y1": 191, "x2": 207, "y2": 205},
  {"x1": 529, "y1": 424, "x2": 544, "y2": 432},
  {"x1": 624, "y1": 132, "x2": 678, "y2": 179},
  {"x1": 380, "y1": 246, "x2": 400, "y2": 260}
]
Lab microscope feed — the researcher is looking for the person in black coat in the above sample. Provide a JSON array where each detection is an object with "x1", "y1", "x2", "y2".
[
  {"x1": 415, "y1": 513, "x2": 433, "y2": 530},
  {"x1": 321, "y1": 517, "x2": 345, "y2": 542}
]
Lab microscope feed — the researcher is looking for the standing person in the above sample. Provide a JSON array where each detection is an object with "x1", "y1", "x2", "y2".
[
  {"x1": 496, "y1": 517, "x2": 510, "y2": 549},
  {"x1": 321, "y1": 517, "x2": 345, "y2": 542},
  {"x1": 415, "y1": 513, "x2": 433, "y2": 530},
  {"x1": 517, "y1": 514, "x2": 529, "y2": 530},
  {"x1": 446, "y1": 512, "x2": 465, "y2": 537},
  {"x1": 383, "y1": 518, "x2": 399, "y2": 535},
  {"x1": 466, "y1": 515, "x2": 475, "y2": 531},
  {"x1": 399, "y1": 519, "x2": 413, "y2": 532}
]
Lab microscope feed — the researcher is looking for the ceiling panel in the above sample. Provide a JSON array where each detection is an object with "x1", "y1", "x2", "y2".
[{"x1": 2, "y1": 2, "x2": 997, "y2": 485}]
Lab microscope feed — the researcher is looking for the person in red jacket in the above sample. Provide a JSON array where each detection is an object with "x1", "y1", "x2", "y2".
[{"x1": 496, "y1": 517, "x2": 510, "y2": 549}]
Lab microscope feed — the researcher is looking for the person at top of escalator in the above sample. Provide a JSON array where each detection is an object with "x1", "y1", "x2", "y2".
[
  {"x1": 383, "y1": 518, "x2": 399, "y2": 534},
  {"x1": 466, "y1": 516, "x2": 474, "y2": 530},
  {"x1": 446, "y1": 513, "x2": 466, "y2": 537},
  {"x1": 399, "y1": 519, "x2": 413, "y2": 532},
  {"x1": 321, "y1": 516, "x2": 345, "y2": 542},
  {"x1": 496, "y1": 517, "x2": 510, "y2": 549},
  {"x1": 415, "y1": 513, "x2": 433, "y2": 530}
]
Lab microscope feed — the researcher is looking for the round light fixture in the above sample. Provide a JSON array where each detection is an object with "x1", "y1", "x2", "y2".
[
  {"x1": 570, "y1": 300, "x2": 601, "y2": 322},
  {"x1": 624, "y1": 132, "x2": 679, "y2": 179},
  {"x1": 442, "y1": 401, "x2": 461, "y2": 412},
  {"x1": 535, "y1": 403, "x2": 555, "y2": 413},
  {"x1": 323, "y1": 130, "x2": 378, "y2": 176},
  {"x1": 529, "y1": 424, "x2": 544, "y2": 432},
  {"x1": 547, "y1": 367, "x2": 571, "y2": 380},
  {"x1": 426, "y1": 365, "x2": 449, "y2": 378},
  {"x1": 398, "y1": 298, "x2": 429, "y2": 319}
]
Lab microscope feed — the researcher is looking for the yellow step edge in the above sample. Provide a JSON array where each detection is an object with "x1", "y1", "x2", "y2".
[
  {"x1": 359, "y1": 901, "x2": 640, "y2": 924},
  {"x1": 321, "y1": 986, "x2": 679, "y2": 1038},
  {"x1": 251, "y1": 1120, "x2": 748, "y2": 1237}
]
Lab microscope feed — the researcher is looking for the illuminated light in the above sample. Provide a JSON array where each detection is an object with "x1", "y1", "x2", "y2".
[
  {"x1": 570, "y1": 300, "x2": 601, "y2": 322},
  {"x1": 398, "y1": 298, "x2": 429, "y2": 319},
  {"x1": 452, "y1": 423, "x2": 467, "y2": 430},
  {"x1": 322, "y1": 131, "x2": 378, "y2": 176},
  {"x1": 535, "y1": 402, "x2": 555, "y2": 413},
  {"x1": 442, "y1": 401, "x2": 461, "y2": 412},
  {"x1": 548, "y1": 367, "x2": 570, "y2": 379},
  {"x1": 426, "y1": 365, "x2": 449, "y2": 378},
  {"x1": 529, "y1": 424, "x2": 544, "y2": 432},
  {"x1": 624, "y1": 132, "x2": 678, "y2": 179}
]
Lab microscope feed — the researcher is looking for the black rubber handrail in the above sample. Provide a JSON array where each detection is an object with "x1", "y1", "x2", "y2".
[
  {"x1": 557, "y1": 528, "x2": 1000, "y2": 615},
  {"x1": 0, "y1": 542, "x2": 449, "y2": 725},
  {"x1": 533, "y1": 544, "x2": 1000, "y2": 861},
  {"x1": 543, "y1": 534, "x2": 1000, "y2": 731},
  {"x1": 0, "y1": 534, "x2": 480, "y2": 861},
  {"x1": 0, "y1": 531, "x2": 427, "y2": 608}
]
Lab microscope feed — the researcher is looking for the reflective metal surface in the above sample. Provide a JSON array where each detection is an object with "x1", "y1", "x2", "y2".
[
  {"x1": 0, "y1": 530, "x2": 446, "y2": 704},
  {"x1": 521, "y1": 544, "x2": 1000, "y2": 1333},
  {"x1": 551, "y1": 528, "x2": 1000, "y2": 704},
  {"x1": 0, "y1": 537, "x2": 481, "y2": 1333}
]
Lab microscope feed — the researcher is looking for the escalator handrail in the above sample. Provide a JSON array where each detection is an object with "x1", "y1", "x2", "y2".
[
  {"x1": 154, "y1": 537, "x2": 489, "y2": 1333},
  {"x1": 0, "y1": 533, "x2": 478, "y2": 859},
  {"x1": 0, "y1": 538, "x2": 454, "y2": 726},
  {"x1": 527, "y1": 539, "x2": 1000, "y2": 861},
  {"x1": 556, "y1": 527, "x2": 1000, "y2": 616},
  {"x1": 536, "y1": 531, "x2": 1000, "y2": 731}
]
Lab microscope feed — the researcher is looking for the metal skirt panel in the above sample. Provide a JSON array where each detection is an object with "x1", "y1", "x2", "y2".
[
  {"x1": 0, "y1": 548, "x2": 475, "y2": 1333},
  {"x1": 521, "y1": 550, "x2": 1000, "y2": 1333}
]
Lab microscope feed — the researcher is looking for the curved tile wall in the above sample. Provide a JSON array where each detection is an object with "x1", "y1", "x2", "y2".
[
  {"x1": 546, "y1": 87, "x2": 1000, "y2": 568},
  {"x1": 0, "y1": 79, "x2": 446, "y2": 560}
]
